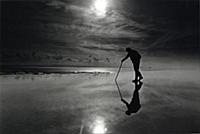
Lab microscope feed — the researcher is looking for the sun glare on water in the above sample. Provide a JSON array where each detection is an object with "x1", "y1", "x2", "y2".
[
  {"x1": 92, "y1": 0, "x2": 108, "y2": 17},
  {"x1": 92, "y1": 119, "x2": 107, "y2": 134}
]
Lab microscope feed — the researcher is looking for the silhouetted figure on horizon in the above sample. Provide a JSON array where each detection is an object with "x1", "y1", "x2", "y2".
[
  {"x1": 121, "y1": 47, "x2": 143, "y2": 82},
  {"x1": 121, "y1": 81, "x2": 143, "y2": 116}
]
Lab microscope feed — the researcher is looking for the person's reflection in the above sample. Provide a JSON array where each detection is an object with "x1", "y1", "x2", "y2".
[{"x1": 121, "y1": 81, "x2": 143, "y2": 116}]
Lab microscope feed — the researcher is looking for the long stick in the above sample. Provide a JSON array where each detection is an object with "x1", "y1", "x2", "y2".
[{"x1": 115, "y1": 62, "x2": 123, "y2": 99}]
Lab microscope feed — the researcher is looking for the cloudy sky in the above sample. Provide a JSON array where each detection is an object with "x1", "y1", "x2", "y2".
[{"x1": 1, "y1": 0, "x2": 199, "y2": 67}]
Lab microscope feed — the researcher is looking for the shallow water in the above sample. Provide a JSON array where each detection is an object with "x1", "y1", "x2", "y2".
[{"x1": 1, "y1": 70, "x2": 200, "y2": 134}]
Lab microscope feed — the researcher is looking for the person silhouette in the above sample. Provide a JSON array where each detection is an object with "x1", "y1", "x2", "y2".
[
  {"x1": 121, "y1": 47, "x2": 143, "y2": 82},
  {"x1": 121, "y1": 81, "x2": 143, "y2": 116}
]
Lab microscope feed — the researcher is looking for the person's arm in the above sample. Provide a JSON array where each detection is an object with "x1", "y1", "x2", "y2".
[
  {"x1": 121, "y1": 54, "x2": 129, "y2": 62},
  {"x1": 121, "y1": 98, "x2": 129, "y2": 108}
]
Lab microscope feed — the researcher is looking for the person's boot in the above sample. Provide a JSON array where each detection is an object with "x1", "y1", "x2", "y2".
[{"x1": 139, "y1": 76, "x2": 143, "y2": 81}]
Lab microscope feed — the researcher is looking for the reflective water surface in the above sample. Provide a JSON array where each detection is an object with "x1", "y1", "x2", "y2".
[
  {"x1": 81, "y1": 115, "x2": 109, "y2": 134},
  {"x1": 1, "y1": 70, "x2": 200, "y2": 134}
]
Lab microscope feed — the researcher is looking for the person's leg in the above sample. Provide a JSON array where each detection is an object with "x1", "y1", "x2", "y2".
[
  {"x1": 133, "y1": 62, "x2": 139, "y2": 81},
  {"x1": 136, "y1": 58, "x2": 143, "y2": 80},
  {"x1": 133, "y1": 59, "x2": 143, "y2": 81},
  {"x1": 138, "y1": 71, "x2": 143, "y2": 80}
]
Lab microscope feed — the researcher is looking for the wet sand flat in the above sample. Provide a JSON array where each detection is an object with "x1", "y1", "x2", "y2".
[{"x1": 0, "y1": 70, "x2": 200, "y2": 134}]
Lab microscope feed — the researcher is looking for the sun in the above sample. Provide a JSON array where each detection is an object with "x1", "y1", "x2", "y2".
[{"x1": 93, "y1": 0, "x2": 108, "y2": 16}]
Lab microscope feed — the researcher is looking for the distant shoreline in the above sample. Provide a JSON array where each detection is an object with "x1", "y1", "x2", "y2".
[
  {"x1": 0, "y1": 66, "x2": 115, "y2": 75},
  {"x1": 1, "y1": 65, "x2": 198, "y2": 75}
]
